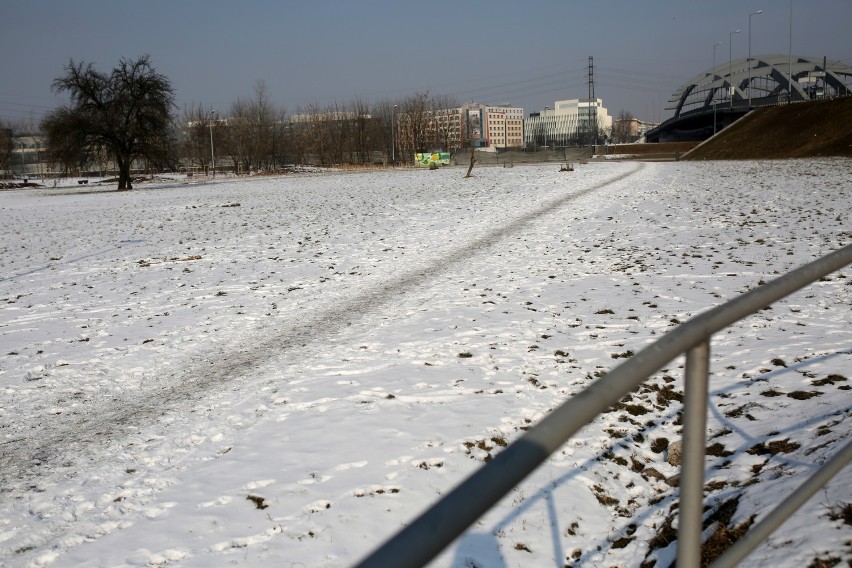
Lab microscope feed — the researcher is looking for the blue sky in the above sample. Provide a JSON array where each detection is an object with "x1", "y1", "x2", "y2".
[{"x1": 2, "y1": 0, "x2": 850, "y2": 126}]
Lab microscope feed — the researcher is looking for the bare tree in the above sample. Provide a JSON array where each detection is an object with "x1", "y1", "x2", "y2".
[
  {"x1": 463, "y1": 107, "x2": 482, "y2": 150},
  {"x1": 222, "y1": 81, "x2": 277, "y2": 174},
  {"x1": 325, "y1": 102, "x2": 350, "y2": 165},
  {"x1": 0, "y1": 119, "x2": 15, "y2": 175},
  {"x1": 299, "y1": 103, "x2": 330, "y2": 165},
  {"x1": 398, "y1": 91, "x2": 432, "y2": 159},
  {"x1": 351, "y1": 97, "x2": 372, "y2": 164},
  {"x1": 464, "y1": 144, "x2": 476, "y2": 178},
  {"x1": 611, "y1": 110, "x2": 637, "y2": 144},
  {"x1": 270, "y1": 107, "x2": 287, "y2": 170},
  {"x1": 250, "y1": 81, "x2": 276, "y2": 170},
  {"x1": 370, "y1": 99, "x2": 397, "y2": 164},
  {"x1": 229, "y1": 93, "x2": 475, "y2": 168},
  {"x1": 285, "y1": 111, "x2": 308, "y2": 166},
  {"x1": 42, "y1": 55, "x2": 175, "y2": 189},
  {"x1": 222, "y1": 98, "x2": 249, "y2": 173},
  {"x1": 180, "y1": 102, "x2": 217, "y2": 172},
  {"x1": 430, "y1": 95, "x2": 459, "y2": 153}
]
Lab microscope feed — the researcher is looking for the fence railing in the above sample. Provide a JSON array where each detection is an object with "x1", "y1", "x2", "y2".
[{"x1": 354, "y1": 243, "x2": 852, "y2": 568}]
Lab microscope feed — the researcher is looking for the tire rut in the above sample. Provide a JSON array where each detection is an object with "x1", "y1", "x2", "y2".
[{"x1": 0, "y1": 163, "x2": 644, "y2": 487}]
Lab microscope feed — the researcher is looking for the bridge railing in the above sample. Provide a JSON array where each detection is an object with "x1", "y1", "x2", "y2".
[{"x1": 354, "y1": 243, "x2": 852, "y2": 568}]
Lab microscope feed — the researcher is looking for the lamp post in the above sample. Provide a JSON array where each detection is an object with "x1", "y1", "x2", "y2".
[
  {"x1": 19, "y1": 139, "x2": 26, "y2": 179},
  {"x1": 713, "y1": 41, "x2": 723, "y2": 135},
  {"x1": 788, "y1": 0, "x2": 794, "y2": 102},
  {"x1": 748, "y1": 10, "x2": 763, "y2": 108},
  {"x1": 427, "y1": 110, "x2": 434, "y2": 152},
  {"x1": 729, "y1": 29, "x2": 741, "y2": 110},
  {"x1": 209, "y1": 110, "x2": 216, "y2": 178},
  {"x1": 504, "y1": 111, "x2": 508, "y2": 150},
  {"x1": 391, "y1": 104, "x2": 398, "y2": 165}
]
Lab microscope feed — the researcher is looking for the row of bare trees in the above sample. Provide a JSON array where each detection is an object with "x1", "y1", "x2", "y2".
[
  {"x1": 5, "y1": 55, "x2": 644, "y2": 183},
  {"x1": 4, "y1": 57, "x2": 472, "y2": 182},
  {"x1": 178, "y1": 88, "x2": 462, "y2": 171},
  {"x1": 181, "y1": 82, "x2": 280, "y2": 174}
]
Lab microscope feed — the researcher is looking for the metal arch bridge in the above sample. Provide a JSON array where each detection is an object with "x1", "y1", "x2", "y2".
[{"x1": 646, "y1": 54, "x2": 852, "y2": 143}]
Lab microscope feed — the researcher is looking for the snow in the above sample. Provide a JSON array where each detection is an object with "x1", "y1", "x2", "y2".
[{"x1": 0, "y1": 160, "x2": 850, "y2": 567}]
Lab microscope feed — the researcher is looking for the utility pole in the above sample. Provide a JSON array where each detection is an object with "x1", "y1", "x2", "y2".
[
  {"x1": 588, "y1": 56, "x2": 596, "y2": 148},
  {"x1": 748, "y1": 10, "x2": 763, "y2": 108},
  {"x1": 788, "y1": 0, "x2": 793, "y2": 102},
  {"x1": 19, "y1": 139, "x2": 26, "y2": 178}
]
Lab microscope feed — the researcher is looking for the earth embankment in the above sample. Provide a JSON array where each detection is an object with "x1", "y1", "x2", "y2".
[{"x1": 684, "y1": 96, "x2": 852, "y2": 160}]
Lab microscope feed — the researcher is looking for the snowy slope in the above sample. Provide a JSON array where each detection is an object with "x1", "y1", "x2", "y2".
[{"x1": 0, "y1": 160, "x2": 849, "y2": 567}]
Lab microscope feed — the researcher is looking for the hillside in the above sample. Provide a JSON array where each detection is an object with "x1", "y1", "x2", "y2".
[{"x1": 684, "y1": 96, "x2": 852, "y2": 160}]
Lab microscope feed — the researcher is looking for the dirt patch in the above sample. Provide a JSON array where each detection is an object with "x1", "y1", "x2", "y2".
[
  {"x1": 598, "y1": 142, "x2": 699, "y2": 156},
  {"x1": 0, "y1": 181, "x2": 43, "y2": 190}
]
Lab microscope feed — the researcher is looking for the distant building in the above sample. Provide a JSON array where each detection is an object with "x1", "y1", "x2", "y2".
[
  {"x1": 636, "y1": 119, "x2": 659, "y2": 140},
  {"x1": 4, "y1": 134, "x2": 47, "y2": 177},
  {"x1": 482, "y1": 104, "x2": 525, "y2": 149},
  {"x1": 288, "y1": 110, "x2": 369, "y2": 123},
  {"x1": 397, "y1": 102, "x2": 524, "y2": 157},
  {"x1": 524, "y1": 98, "x2": 612, "y2": 147},
  {"x1": 611, "y1": 117, "x2": 660, "y2": 143}
]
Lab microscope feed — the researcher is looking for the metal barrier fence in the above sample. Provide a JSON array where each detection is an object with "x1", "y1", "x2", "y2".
[{"x1": 354, "y1": 243, "x2": 852, "y2": 568}]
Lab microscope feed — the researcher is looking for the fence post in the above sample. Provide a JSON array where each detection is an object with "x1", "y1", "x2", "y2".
[{"x1": 677, "y1": 340, "x2": 712, "y2": 568}]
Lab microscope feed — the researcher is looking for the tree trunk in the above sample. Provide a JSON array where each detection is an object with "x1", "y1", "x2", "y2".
[
  {"x1": 117, "y1": 157, "x2": 132, "y2": 190},
  {"x1": 464, "y1": 145, "x2": 476, "y2": 178}
]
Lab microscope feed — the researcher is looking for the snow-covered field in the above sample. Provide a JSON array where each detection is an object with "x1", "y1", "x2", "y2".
[{"x1": 0, "y1": 160, "x2": 849, "y2": 568}]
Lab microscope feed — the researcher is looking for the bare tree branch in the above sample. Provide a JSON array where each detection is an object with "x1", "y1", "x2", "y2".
[{"x1": 42, "y1": 55, "x2": 175, "y2": 189}]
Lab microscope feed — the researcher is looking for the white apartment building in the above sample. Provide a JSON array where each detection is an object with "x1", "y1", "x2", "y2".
[
  {"x1": 524, "y1": 98, "x2": 612, "y2": 147},
  {"x1": 482, "y1": 104, "x2": 525, "y2": 149},
  {"x1": 401, "y1": 102, "x2": 525, "y2": 154}
]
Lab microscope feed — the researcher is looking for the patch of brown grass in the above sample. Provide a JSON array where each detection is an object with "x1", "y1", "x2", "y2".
[{"x1": 685, "y1": 97, "x2": 852, "y2": 160}]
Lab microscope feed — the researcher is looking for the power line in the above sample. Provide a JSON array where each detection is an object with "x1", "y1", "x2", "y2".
[{"x1": 0, "y1": 99, "x2": 59, "y2": 110}]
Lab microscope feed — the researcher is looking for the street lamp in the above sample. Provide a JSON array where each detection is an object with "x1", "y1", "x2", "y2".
[
  {"x1": 788, "y1": 0, "x2": 794, "y2": 102},
  {"x1": 504, "y1": 111, "x2": 508, "y2": 150},
  {"x1": 748, "y1": 10, "x2": 763, "y2": 108},
  {"x1": 271, "y1": 121, "x2": 276, "y2": 171},
  {"x1": 426, "y1": 110, "x2": 433, "y2": 152},
  {"x1": 729, "y1": 29, "x2": 741, "y2": 110},
  {"x1": 209, "y1": 110, "x2": 216, "y2": 178},
  {"x1": 391, "y1": 104, "x2": 398, "y2": 165},
  {"x1": 713, "y1": 41, "x2": 723, "y2": 135},
  {"x1": 19, "y1": 139, "x2": 26, "y2": 179}
]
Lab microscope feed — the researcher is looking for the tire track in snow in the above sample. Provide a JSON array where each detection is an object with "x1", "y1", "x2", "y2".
[{"x1": 0, "y1": 163, "x2": 644, "y2": 486}]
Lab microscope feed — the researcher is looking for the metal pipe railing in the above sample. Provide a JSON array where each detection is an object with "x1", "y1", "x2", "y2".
[
  {"x1": 677, "y1": 341, "x2": 712, "y2": 568},
  {"x1": 354, "y1": 243, "x2": 852, "y2": 568},
  {"x1": 710, "y1": 439, "x2": 852, "y2": 568}
]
